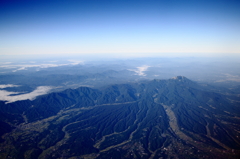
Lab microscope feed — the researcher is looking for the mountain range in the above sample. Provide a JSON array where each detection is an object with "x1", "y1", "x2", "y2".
[{"x1": 0, "y1": 76, "x2": 239, "y2": 159}]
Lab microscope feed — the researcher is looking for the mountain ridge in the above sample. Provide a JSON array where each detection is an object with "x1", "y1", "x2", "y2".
[{"x1": 0, "y1": 76, "x2": 240, "y2": 159}]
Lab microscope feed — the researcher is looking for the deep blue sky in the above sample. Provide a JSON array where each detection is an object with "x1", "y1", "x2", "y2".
[{"x1": 0, "y1": 0, "x2": 240, "y2": 58}]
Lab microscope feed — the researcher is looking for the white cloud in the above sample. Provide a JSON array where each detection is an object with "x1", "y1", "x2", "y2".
[
  {"x1": 0, "y1": 84, "x2": 19, "y2": 89},
  {"x1": 215, "y1": 73, "x2": 240, "y2": 82},
  {"x1": 129, "y1": 65, "x2": 150, "y2": 76},
  {"x1": 68, "y1": 60, "x2": 84, "y2": 65},
  {"x1": 0, "y1": 60, "x2": 84, "y2": 72},
  {"x1": 0, "y1": 86, "x2": 52, "y2": 103},
  {"x1": 8, "y1": 63, "x2": 70, "y2": 72},
  {"x1": 0, "y1": 62, "x2": 12, "y2": 65}
]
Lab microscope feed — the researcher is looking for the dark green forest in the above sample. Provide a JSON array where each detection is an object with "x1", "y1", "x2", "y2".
[{"x1": 0, "y1": 76, "x2": 240, "y2": 159}]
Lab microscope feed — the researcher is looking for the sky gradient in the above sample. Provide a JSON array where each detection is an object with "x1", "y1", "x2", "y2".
[{"x1": 1, "y1": 0, "x2": 240, "y2": 58}]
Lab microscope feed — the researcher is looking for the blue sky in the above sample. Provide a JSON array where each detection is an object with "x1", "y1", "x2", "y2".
[{"x1": 0, "y1": 0, "x2": 240, "y2": 58}]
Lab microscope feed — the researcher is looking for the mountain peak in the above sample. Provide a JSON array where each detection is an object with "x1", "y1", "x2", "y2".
[{"x1": 171, "y1": 76, "x2": 187, "y2": 80}]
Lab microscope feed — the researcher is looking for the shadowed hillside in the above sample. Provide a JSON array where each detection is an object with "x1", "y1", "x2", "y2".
[{"x1": 0, "y1": 76, "x2": 240, "y2": 159}]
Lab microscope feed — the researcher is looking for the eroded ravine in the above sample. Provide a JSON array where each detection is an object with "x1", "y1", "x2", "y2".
[
  {"x1": 159, "y1": 102, "x2": 234, "y2": 157},
  {"x1": 98, "y1": 102, "x2": 150, "y2": 153}
]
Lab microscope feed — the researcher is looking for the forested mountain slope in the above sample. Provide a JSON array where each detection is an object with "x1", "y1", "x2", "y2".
[{"x1": 0, "y1": 76, "x2": 240, "y2": 159}]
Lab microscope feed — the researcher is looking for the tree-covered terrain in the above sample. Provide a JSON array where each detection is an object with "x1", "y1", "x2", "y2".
[{"x1": 0, "y1": 76, "x2": 240, "y2": 159}]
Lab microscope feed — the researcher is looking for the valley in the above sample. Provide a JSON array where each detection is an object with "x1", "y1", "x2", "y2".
[{"x1": 0, "y1": 76, "x2": 239, "y2": 158}]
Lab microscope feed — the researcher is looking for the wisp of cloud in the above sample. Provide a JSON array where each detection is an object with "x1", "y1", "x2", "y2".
[{"x1": 0, "y1": 86, "x2": 52, "y2": 103}]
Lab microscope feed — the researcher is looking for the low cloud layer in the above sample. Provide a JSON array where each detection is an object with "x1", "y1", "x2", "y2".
[
  {"x1": 0, "y1": 60, "x2": 84, "y2": 72},
  {"x1": 0, "y1": 84, "x2": 19, "y2": 89},
  {"x1": 129, "y1": 65, "x2": 150, "y2": 76},
  {"x1": 0, "y1": 86, "x2": 52, "y2": 103}
]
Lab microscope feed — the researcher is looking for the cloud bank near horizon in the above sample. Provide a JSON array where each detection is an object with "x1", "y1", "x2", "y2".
[{"x1": 0, "y1": 60, "x2": 84, "y2": 72}]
